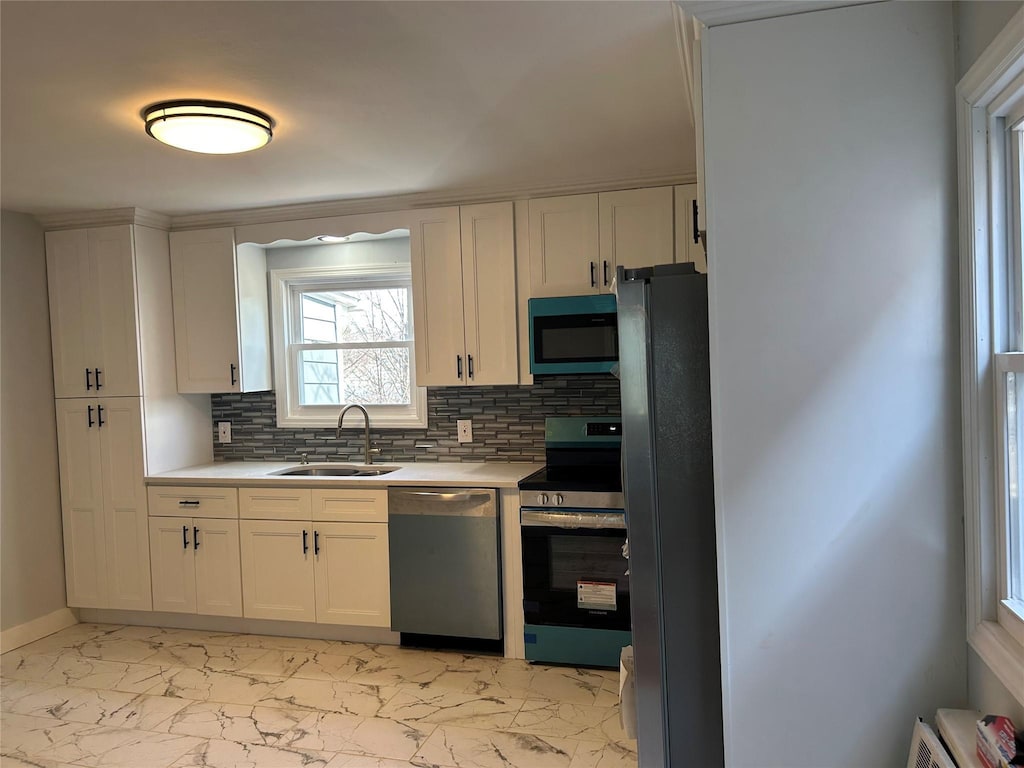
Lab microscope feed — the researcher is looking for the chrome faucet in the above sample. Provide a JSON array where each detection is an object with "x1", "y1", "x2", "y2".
[{"x1": 337, "y1": 404, "x2": 372, "y2": 465}]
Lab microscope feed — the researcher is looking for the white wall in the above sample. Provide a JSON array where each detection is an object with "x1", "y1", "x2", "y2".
[
  {"x1": 703, "y1": 3, "x2": 965, "y2": 766},
  {"x1": 0, "y1": 210, "x2": 67, "y2": 631},
  {"x1": 954, "y1": 0, "x2": 1024, "y2": 79}
]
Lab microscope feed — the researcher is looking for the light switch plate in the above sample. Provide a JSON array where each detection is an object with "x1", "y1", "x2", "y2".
[
  {"x1": 217, "y1": 421, "x2": 231, "y2": 443},
  {"x1": 457, "y1": 419, "x2": 473, "y2": 443}
]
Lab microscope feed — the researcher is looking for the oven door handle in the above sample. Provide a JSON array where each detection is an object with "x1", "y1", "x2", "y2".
[{"x1": 521, "y1": 510, "x2": 626, "y2": 530}]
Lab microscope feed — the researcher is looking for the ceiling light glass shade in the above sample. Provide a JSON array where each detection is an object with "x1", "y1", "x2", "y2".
[{"x1": 143, "y1": 100, "x2": 273, "y2": 154}]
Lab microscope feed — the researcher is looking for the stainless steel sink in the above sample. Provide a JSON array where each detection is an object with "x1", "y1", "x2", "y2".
[{"x1": 272, "y1": 464, "x2": 398, "y2": 477}]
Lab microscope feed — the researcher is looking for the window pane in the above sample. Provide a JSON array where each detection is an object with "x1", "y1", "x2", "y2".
[
  {"x1": 300, "y1": 287, "x2": 411, "y2": 344},
  {"x1": 1010, "y1": 371, "x2": 1024, "y2": 599},
  {"x1": 340, "y1": 347, "x2": 411, "y2": 405}
]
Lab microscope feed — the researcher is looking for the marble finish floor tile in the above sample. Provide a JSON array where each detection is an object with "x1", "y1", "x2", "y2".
[
  {"x1": 169, "y1": 738, "x2": 338, "y2": 768},
  {"x1": 1, "y1": 624, "x2": 635, "y2": 768},
  {"x1": 413, "y1": 724, "x2": 579, "y2": 768},
  {"x1": 153, "y1": 701, "x2": 310, "y2": 746},
  {"x1": 31, "y1": 724, "x2": 202, "y2": 768}
]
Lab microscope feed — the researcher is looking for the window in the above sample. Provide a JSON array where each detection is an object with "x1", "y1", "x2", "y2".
[
  {"x1": 270, "y1": 264, "x2": 427, "y2": 428},
  {"x1": 958, "y1": 7, "x2": 1024, "y2": 704}
]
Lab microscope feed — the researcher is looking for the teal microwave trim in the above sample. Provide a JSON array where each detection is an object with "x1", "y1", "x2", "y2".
[
  {"x1": 528, "y1": 295, "x2": 618, "y2": 375},
  {"x1": 524, "y1": 623, "x2": 632, "y2": 668}
]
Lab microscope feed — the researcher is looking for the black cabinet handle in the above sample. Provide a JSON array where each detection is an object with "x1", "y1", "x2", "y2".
[
  {"x1": 193, "y1": 526, "x2": 200, "y2": 550},
  {"x1": 314, "y1": 530, "x2": 320, "y2": 556},
  {"x1": 87, "y1": 405, "x2": 94, "y2": 428},
  {"x1": 467, "y1": 354, "x2": 474, "y2": 379},
  {"x1": 178, "y1": 500, "x2": 200, "y2": 507},
  {"x1": 94, "y1": 368, "x2": 102, "y2": 389},
  {"x1": 456, "y1": 355, "x2": 463, "y2": 379},
  {"x1": 692, "y1": 198, "x2": 700, "y2": 245},
  {"x1": 603, "y1": 260, "x2": 609, "y2": 286},
  {"x1": 230, "y1": 363, "x2": 237, "y2": 386},
  {"x1": 590, "y1": 261, "x2": 596, "y2": 288},
  {"x1": 97, "y1": 404, "x2": 105, "y2": 428},
  {"x1": 182, "y1": 525, "x2": 189, "y2": 549},
  {"x1": 302, "y1": 529, "x2": 309, "y2": 554},
  {"x1": 85, "y1": 369, "x2": 93, "y2": 390}
]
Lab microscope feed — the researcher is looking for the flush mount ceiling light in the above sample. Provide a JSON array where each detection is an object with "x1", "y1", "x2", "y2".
[{"x1": 143, "y1": 100, "x2": 274, "y2": 154}]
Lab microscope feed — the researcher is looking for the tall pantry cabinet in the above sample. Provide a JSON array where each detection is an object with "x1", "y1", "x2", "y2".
[{"x1": 45, "y1": 216, "x2": 212, "y2": 611}]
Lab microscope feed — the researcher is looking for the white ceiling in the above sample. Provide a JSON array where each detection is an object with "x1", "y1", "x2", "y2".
[{"x1": 0, "y1": 1, "x2": 694, "y2": 218}]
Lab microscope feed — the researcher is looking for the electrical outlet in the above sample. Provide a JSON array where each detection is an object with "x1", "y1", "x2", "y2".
[
  {"x1": 217, "y1": 421, "x2": 231, "y2": 444},
  {"x1": 457, "y1": 419, "x2": 473, "y2": 444}
]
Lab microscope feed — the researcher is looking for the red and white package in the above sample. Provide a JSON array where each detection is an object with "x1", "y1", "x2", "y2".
[{"x1": 977, "y1": 715, "x2": 1018, "y2": 768}]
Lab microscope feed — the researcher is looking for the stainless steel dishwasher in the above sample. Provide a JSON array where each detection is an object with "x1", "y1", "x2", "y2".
[{"x1": 388, "y1": 487, "x2": 502, "y2": 640}]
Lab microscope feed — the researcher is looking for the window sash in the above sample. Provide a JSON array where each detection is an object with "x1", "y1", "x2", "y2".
[{"x1": 270, "y1": 264, "x2": 426, "y2": 429}]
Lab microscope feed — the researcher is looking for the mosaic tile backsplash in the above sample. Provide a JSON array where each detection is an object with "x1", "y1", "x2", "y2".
[{"x1": 211, "y1": 375, "x2": 621, "y2": 463}]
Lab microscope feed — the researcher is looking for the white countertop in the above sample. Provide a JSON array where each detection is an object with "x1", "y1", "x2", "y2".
[{"x1": 146, "y1": 460, "x2": 543, "y2": 489}]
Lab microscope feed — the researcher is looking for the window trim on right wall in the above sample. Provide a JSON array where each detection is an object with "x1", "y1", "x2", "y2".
[{"x1": 958, "y1": 5, "x2": 1024, "y2": 704}]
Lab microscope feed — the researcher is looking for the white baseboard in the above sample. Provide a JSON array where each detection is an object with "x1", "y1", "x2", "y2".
[{"x1": 0, "y1": 607, "x2": 77, "y2": 653}]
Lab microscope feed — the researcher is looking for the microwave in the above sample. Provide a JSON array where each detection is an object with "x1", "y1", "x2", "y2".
[{"x1": 528, "y1": 295, "x2": 618, "y2": 374}]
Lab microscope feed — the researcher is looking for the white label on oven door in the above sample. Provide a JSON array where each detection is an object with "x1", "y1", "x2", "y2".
[{"x1": 577, "y1": 581, "x2": 617, "y2": 611}]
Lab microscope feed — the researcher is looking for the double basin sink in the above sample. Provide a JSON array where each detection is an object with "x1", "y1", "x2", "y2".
[{"x1": 272, "y1": 464, "x2": 399, "y2": 478}]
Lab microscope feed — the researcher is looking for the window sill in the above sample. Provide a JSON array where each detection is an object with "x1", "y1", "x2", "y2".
[{"x1": 970, "y1": 620, "x2": 1024, "y2": 706}]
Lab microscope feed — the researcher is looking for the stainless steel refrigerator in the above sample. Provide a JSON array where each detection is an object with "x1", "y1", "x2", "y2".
[{"x1": 616, "y1": 263, "x2": 724, "y2": 768}]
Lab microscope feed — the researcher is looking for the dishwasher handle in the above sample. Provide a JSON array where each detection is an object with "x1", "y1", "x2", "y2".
[{"x1": 388, "y1": 488, "x2": 496, "y2": 517}]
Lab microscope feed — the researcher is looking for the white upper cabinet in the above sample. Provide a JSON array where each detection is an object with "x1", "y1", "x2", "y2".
[
  {"x1": 410, "y1": 204, "x2": 519, "y2": 387},
  {"x1": 598, "y1": 187, "x2": 675, "y2": 281},
  {"x1": 528, "y1": 194, "x2": 600, "y2": 297},
  {"x1": 409, "y1": 208, "x2": 465, "y2": 387},
  {"x1": 56, "y1": 396, "x2": 150, "y2": 611},
  {"x1": 47, "y1": 226, "x2": 141, "y2": 398},
  {"x1": 169, "y1": 228, "x2": 271, "y2": 394},
  {"x1": 675, "y1": 184, "x2": 708, "y2": 273},
  {"x1": 460, "y1": 202, "x2": 519, "y2": 386}
]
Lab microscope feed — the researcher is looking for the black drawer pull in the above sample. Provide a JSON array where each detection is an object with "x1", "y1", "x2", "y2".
[{"x1": 178, "y1": 500, "x2": 200, "y2": 507}]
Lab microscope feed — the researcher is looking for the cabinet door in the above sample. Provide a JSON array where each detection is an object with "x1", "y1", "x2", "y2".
[
  {"x1": 674, "y1": 185, "x2": 707, "y2": 273},
  {"x1": 169, "y1": 228, "x2": 241, "y2": 393},
  {"x1": 98, "y1": 397, "x2": 151, "y2": 611},
  {"x1": 460, "y1": 203, "x2": 519, "y2": 385},
  {"x1": 55, "y1": 399, "x2": 107, "y2": 608},
  {"x1": 149, "y1": 516, "x2": 197, "y2": 614},
  {"x1": 409, "y1": 207, "x2": 466, "y2": 387},
  {"x1": 599, "y1": 187, "x2": 674, "y2": 285},
  {"x1": 528, "y1": 194, "x2": 600, "y2": 298},
  {"x1": 194, "y1": 518, "x2": 243, "y2": 618},
  {"x1": 90, "y1": 226, "x2": 141, "y2": 396},
  {"x1": 313, "y1": 522, "x2": 390, "y2": 627},
  {"x1": 47, "y1": 230, "x2": 98, "y2": 398},
  {"x1": 239, "y1": 520, "x2": 315, "y2": 622}
]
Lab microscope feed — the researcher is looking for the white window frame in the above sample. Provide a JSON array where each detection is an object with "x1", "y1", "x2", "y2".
[
  {"x1": 958, "y1": 5, "x2": 1024, "y2": 705},
  {"x1": 270, "y1": 264, "x2": 427, "y2": 429}
]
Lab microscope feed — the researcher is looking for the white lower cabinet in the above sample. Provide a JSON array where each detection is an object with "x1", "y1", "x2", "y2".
[
  {"x1": 56, "y1": 397, "x2": 150, "y2": 610},
  {"x1": 150, "y1": 516, "x2": 242, "y2": 617},
  {"x1": 237, "y1": 488, "x2": 392, "y2": 627},
  {"x1": 239, "y1": 520, "x2": 316, "y2": 622},
  {"x1": 314, "y1": 522, "x2": 390, "y2": 627}
]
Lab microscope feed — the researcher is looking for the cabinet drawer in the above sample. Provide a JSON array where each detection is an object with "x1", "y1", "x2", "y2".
[
  {"x1": 240, "y1": 488, "x2": 312, "y2": 521},
  {"x1": 148, "y1": 486, "x2": 238, "y2": 519},
  {"x1": 312, "y1": 488, "x2": 388, "y2": 523}
]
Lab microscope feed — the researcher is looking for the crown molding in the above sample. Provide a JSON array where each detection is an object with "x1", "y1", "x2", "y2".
[
  {"x1": 168, "y1": 170, "x2": 696, "y2": 231},
  {"x1": 35, "y1": 207, "x2": 171, "y2": 232},
  {"x1": 677, "y1": 0, "x2": 882, "y2": 28}
]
